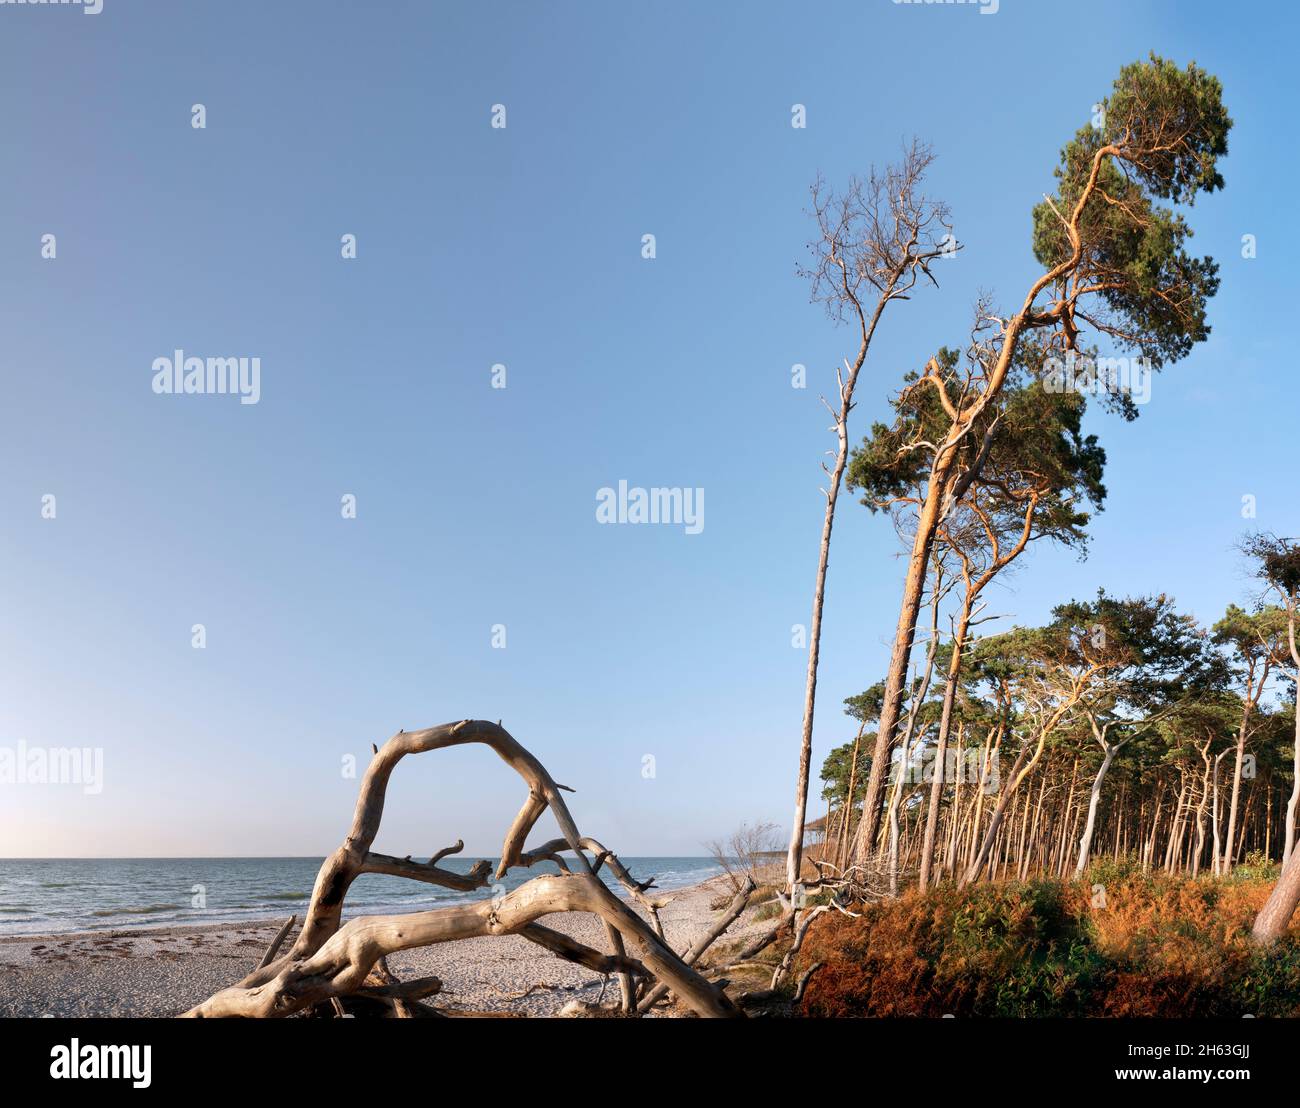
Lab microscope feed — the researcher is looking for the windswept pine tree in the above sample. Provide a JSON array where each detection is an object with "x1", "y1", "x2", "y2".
[
  {"x1": 849, "y1": 56, "x2": 1232, "y2": 867},
  {"x1": 846, "y1": 337, "x2": 1107, "y2": 885}
]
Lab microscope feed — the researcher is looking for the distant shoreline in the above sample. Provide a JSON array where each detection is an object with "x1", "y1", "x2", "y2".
[{"x1": 0, "y1": 855, "x2": 724, "y2": 939}]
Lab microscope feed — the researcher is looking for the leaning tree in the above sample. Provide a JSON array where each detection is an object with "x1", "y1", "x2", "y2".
[
  {"x1": 185, "y1": 720, "x2": 777, "y2": 1018},
  {"x1": 846, "y1": 334, "x2": 1107, "y2": 886},
  {"x1": 785, "y1": 143, "x2": 952, "y2": 896},
  {"x1": 850, "y1": 55, "x2": 1232, "y2": 867},
  {"x1": 1243, "y1": 538, "x2": 1300, "y2": 942}
]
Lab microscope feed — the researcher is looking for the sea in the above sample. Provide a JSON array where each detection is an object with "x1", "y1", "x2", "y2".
[{"x1": 0, "y1": 856, "x2": 724, "y2": 937}]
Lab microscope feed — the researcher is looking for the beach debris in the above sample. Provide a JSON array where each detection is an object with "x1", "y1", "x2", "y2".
[
  {"x1": 184, "y1": 720, "x2": 753, "y2": 1019},
  {"x1": 257, "y1": 915, "x2": 296, "y2": 968}
]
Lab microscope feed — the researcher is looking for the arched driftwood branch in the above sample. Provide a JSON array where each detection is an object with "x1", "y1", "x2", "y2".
[{"x1": 184, "y1": 720, "x2": 745, "y2": 1018}]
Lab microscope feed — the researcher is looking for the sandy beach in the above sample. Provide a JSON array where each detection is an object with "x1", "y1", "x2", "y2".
[{"x1": 0, "y1": 874, "x2": 768, "y2": 1017}]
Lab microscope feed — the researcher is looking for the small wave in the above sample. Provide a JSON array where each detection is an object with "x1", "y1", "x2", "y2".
[
  {"x1": 91, "y1": 905, "x2": 180, "y2": 917},
  {"x1": 40, "y1": 882, "x2": 78, "y2": 889},
  {"x1": 261, "y1": 893, "x2": 309, "y2": 901}
]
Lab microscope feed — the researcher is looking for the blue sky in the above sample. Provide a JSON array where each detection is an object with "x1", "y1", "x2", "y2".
[{"x1": 0, "y1": 0, "x2": 1295, "y2": 857}]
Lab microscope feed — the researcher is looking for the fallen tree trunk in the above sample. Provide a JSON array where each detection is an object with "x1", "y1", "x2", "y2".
[{"x1": 185, "y1": 719, "x2": 743, "y2": 1018}]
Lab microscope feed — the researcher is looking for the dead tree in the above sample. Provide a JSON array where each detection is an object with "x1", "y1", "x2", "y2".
[
  {"x1": 185, "y1": 720, "x2": 745, "y2": 1018},
  {"x1": 785, "y1": 142, "x2": 952, "y2": 895}
]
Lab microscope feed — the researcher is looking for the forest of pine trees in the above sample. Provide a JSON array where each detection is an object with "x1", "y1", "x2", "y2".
[{"x1": 784, "y1": 53, "x2": 1300, "y2": 949}]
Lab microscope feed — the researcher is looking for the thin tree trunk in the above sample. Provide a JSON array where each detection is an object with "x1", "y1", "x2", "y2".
[
  {"x1": 852, "y1": 448, "x2": 958, "y2": 865},
  {"x1": 1285, "y1": 603, "x2": 1300, "y2": 866},
  {"x1": 1223, "y1": 715, "x2": 1249, "y2": 876},
  {"x1": 1074, "y1": 746, "x2": 1117, "y2": 877},
  {"x1": 1142, "y1": 785, "x2": 1163, "y2": 874},
  {"x1": 1164, "y1": 773, "x2": 1189, "y2": 873},
  {"x1": 965, "y1": 727, "x2": 999, "y2": 870},
  {"x1": 1056, "y1": 758, "x2": 1079, "y2": 878},
  {"x1": 785, "y1": 361, "x2": 859, "y2": 891},
  {"x1": 963, "y1": 741, "x2": 1032, "y2": 886},
  {"x1": 1212, "y1": 750, "x2": 1228, "y2": 876},
  {"x1": 1193, "y1": 738, "x2": 1213, "y2": 878},
  {"x1": 1265, "y1": 780, "x2": 1272, "y2": 863},
  {"x1": 944, "y1": 723, "x2": 966, "y2": 878},
  {"x1": 1022, "y1": 771, "x2": 1049, "y2": 880},
  {"x1": 886, "y1": 564, "x2": 945, "y2": 893},
  {"x1": 919, "y1": 600, "x2": 973, "y2": 892},
  {"x1": 785, "y1": 250, "x2": 920, "y2": 891},
  {"x1": 833, "y1": 723, "x2": 866, "y2": 869}
]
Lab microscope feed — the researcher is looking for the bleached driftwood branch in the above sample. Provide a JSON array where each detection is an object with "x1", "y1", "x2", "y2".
[{"x1": 184, "y1": 719, "x2": 743, "y2": 1019}]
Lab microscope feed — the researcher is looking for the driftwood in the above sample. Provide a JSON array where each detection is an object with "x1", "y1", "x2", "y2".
[
  {"x1": 767, "y1": 905, "x2": 829, "y2": 992},
  {"x1": 184, "y1": 720, "x2": 746, "y2": 1018},
  {"x1": 637, "y1": 875, "x2": 755, "y2": 1013},
  {"x1": 258, "y1": 914, "x2": 296, "y2": 968},
  {"x1": 738, "y1": 962, "x2": 823, "y2": 1009}
]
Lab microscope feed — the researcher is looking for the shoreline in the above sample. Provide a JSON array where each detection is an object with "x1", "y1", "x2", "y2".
[
  {"x1": 0, "y1": 858, "x2": 725, "y2": 941},
  {"x1": 0, "y1": 873, "x2": 765, "y2": 1017}
]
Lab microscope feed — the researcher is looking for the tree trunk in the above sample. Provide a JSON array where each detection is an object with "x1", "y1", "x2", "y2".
[
  {"x1": 1164, "y1": 773, "x2": 1189, "y2": 873},
  {"x1": 1074, "y1": 747, "x2": 1116, "y2": 878},
  {"x1": 964, "y1": 727, "x2": 999, "y2": 871},
  {"x1": 1212, "y1": 750, "x2": 1228, "y2": 876},
  {"x1": 1287, "y1": 694, "x2": 1300, "y2": 868},
  {"x1": 1282, "y1": 600, "x2": 1300, "y2": 867},
  {"x1": 1255, "y1": 845, "x2": 1300, "y2": 943},
  {"x1": 785, "y1": 418, "x2": 852, "y2": 892},
  {"x1": 1022, "y1": 771, "x2": 1049, "y2": 880},
  {"x1": 919, "y1": 602, "x2": 973, "y2": 891},
  {"x1": 1142, "y1": 789, "x2": 1164, "y2": 874},
  {"x1": 850, "y1": 459, "x2": 954, "y2": 864},
  {"x1": 833, "y1": 724, "x2": 866, "y2": 869},
  {"x1": 1056, "y1": 758, "x2": 1079, "y2": 878},
  {"x1": 1224, "y1": 702, "x2": 1253, "y2": 874},
  {"x1": 885, "y1": 566, "x2": 945, "y2": 893},
  {"x1": 943, "y1": 723, "x2": 966, "y2": 878},
  {"x1": 962, "y1": 741, "x2": 1031, "y2": 885}
]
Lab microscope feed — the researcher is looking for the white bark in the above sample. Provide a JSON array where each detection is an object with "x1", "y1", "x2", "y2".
[{"x1": 1074, "y1": 746, "x2": 1117, "y2": 878}]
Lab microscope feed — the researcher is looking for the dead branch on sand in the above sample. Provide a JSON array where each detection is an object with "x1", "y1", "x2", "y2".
[{"x1": 185, "y1": 720, "x2": 752, "y2": 1018}]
